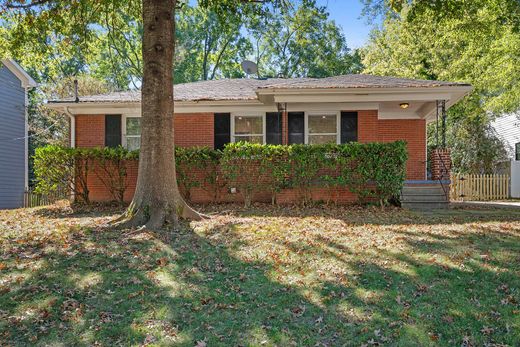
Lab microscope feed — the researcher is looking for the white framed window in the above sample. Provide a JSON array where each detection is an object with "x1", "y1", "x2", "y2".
[
  {"x1": 123, "y1": 116, "x2": 141, "y2": 151},
  {"x1": 231, "y1": 113, "x2": 266, "y2": 144},
  {"x1": 305, "y1": 112, "x2": 340, "y2": 144}
]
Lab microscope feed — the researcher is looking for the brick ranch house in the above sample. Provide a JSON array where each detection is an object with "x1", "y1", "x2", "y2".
[{"x1": 47, "y1": 74, "x2": 471, "y2": 205}]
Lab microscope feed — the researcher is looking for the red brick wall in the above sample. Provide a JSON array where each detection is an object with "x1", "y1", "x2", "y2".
[
  {"x1": 75, "y1": 115, "x2": 105, "y2": 147},
  {"x1": 74, "y1": 110, "x2": 426, "y2": 203},
  {"x1": 378, "y1": 119, "x2": 426, "y2": 180},
  {"x1": 174, "y1": 113, "x2": 214, "y2": 147},
  {"x1": 358, "y1": 110, "x2": 379, "y2": 143},
  {"x1": 357, "y1": 110, "x2": 426, "y2": 180},
  {"x1": 86, "y1": 161, "x2": 139, "y2": 202}
]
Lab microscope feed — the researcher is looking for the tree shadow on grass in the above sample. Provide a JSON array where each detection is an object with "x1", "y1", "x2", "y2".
[
  {"x1": 2, "y1": 211, "x2": 520, "y2": 346},
  {"x1": 197, "y1": 203, "x2": 520, "y2": 227},
  {"x1": 33, "y1": 202, "x2": 126, "y2": 220},
  {"x1": 1, "y1": 222, "x2": 363, "y2": 345}
]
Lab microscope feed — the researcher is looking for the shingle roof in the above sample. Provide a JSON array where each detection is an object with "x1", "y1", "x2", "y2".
[
  {"x1": 49, "y1": 74, "x2": 470, "y2": 104},
  {"x1": 260, "y1": 74, "x2": 470, "y2": 89}
]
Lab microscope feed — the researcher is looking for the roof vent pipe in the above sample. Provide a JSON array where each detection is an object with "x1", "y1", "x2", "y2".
[{"x1": 74, "y1": 79, "x2": 79, "y2": 103}]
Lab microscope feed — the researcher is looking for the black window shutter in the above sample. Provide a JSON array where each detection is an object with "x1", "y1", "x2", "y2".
[
  {"x1": 340, "y1": 111, "x2": 358, "y2": 143},
  {"x1": 105, "y1": 114, "x2": 121, "y2": 148},
  {"x1": 288, "y1": 112, "x2": 305, "y2": 144},
  {"x1": 214, "y1": 113, "x2": 231, "y2": 150},
  {"x1": 266, "y1": 112, "x2": 282, "y2": 145}
]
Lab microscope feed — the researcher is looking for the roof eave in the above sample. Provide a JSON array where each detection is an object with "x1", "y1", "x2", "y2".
[{"x1": 1, "y1": 59, "x2": 38, "y2": 88}]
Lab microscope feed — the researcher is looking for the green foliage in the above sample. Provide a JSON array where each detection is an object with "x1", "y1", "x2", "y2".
[
  {"x1": 34, "y1": 145, "x2": 138, "y2": 205},
  {"x1": 344, "y1": 141, "x2": 408, "y2": 206},
  {"x1": 220, "y1": 142, "x2": 408, "y2": 207},
  {"x1": 28, "y1": 76, "x2": 115, "y2": 185},
  {"x1": 175, "y1": 146, "x2": 222, "y2": 201},
  {"x1": 362, "y1": 0, "x2": 520, "y2": 173},
  {"x1": 90, "y1": 147, "x2": 139, "y2": 204},
  {"x1": 1, "y1": 0, "x2": 360, "y2": 87},
  {"x1": 33, "y1": 145, "x2": 93, "y2": 204},
  {"x1": 220, "y1": 142, "x2": 271, "y2": 208},
  {"x1": 34, "y1": 142, "x2": 408, "y2": 207},
  {"x1": 246, "y1": 0, "x2": 362, "y2": 78}
]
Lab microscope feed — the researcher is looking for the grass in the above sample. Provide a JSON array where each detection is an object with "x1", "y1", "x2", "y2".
[{"x1": 1, "y1": 202, "x2": 520, "y2": 346}]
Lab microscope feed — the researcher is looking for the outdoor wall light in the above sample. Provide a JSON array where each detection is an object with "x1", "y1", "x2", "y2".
[{"x1": 400, "y1": 102, "x2": 410, "y2": 109}]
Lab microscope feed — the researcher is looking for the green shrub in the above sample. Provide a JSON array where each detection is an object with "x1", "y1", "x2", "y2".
[
  {"x1": 337, "y1": 141, "x2": 408, "y2": 206},
  {"x1": 175, "y1": 146, "x2": 222, "y2": 201},
  {"x1": 90, "y1": 147, "x2": 139, "y2": 204},
  {"x1": 220, "y1": 141, "x2": 408, "y2": 207},
  {"x1": 220, "y1": 142, "x2": 270, "y2": 207},
  {"x1": 33, "y1": 145, "x2": 93, "y2": 204},
  {"x1": 33, "y1": 141, "x2": 408, "y2": 207}
]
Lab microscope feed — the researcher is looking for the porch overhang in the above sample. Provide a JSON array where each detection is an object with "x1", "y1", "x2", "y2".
[{"x1": 257, "y1": 85, "x2": 472, "y2": 122}]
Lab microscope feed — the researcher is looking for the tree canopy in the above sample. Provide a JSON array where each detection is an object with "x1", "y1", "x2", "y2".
[
  {"x1": 0, "y1": 0, "x2": 360, "y2": 87},
  {"x1": 362, "y1": 0, "x2": 520, "y2": 173}
]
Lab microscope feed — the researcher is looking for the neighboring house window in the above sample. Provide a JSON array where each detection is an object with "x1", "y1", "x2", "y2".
[
  {"x1": 125, "y1": 117, "x2": 141, "y2": 151},
  {"x1": 516, "y1": 142, "x2": 520, "y2": 161},
  {"x1": 306, "y1": 113, "x2": 340, "y2": 144},
  {"x1": 232, "y1": 114, "x2": 265, "y2": 144}
]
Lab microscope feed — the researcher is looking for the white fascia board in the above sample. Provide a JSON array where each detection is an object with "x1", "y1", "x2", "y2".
[
  {"x1": 261, "y1": 85, "x2": 473, "y2": 105},
  {"x1": 45, "y1": 100, "x2": 277, "y2": 115},
  {"x1": 287, "y1": 102, "x2": 379, "y2": 112},
  {"x1": 46, "y1": 100, "x2": 381, "y2": 116},
  {"x1": 46, "y1": 102, "x2": 140, "y2": 115},
  {"x1": 1, "y1": 59, "x2": 37, "y2": 88}
]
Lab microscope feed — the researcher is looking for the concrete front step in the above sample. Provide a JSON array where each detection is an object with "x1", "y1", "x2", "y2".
[
  {"x1": 401, "y1": 201, "x2": 450, "y2": 210},
  {"x1": 402, "y1": 186, "x2": 446, "y2": 194},
  {"x1": 401, "y1": 194, "x2": 448, "y2": 202},
  {"x1": 401, "y1": 183, "x2": 449, "y2": 210}
]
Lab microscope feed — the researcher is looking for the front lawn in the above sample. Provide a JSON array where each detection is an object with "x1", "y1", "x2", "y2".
[{"x1": 1, "y1": 203, "x2": 520, "y2": 346}]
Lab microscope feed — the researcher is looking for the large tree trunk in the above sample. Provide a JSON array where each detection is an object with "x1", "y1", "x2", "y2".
[{"x1": 120, "y1": 0, "x2": 201, "y2": 230}]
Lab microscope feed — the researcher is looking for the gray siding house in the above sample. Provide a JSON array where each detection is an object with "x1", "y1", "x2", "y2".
[{"x1": 0, "y1": 59, "x2": 37, "y2": 209}]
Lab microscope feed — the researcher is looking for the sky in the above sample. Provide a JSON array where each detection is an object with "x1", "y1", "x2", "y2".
[{"x1": 316, "y1": 0, "x2": 377, "y2": 48}]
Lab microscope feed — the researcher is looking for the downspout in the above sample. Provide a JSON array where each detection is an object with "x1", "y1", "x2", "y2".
[
  {"x1": 64, "y1": 106, "x2": 76, "y2": 202},
  {"x1": 65, "y1": 106, "x2": 76, "y2": 148}
]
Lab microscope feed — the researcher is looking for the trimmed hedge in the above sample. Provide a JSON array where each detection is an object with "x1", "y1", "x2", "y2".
[
  {"x1": 33, "y1": 141, "x2": 408, "y2": 206},
  {"x1": 34, "y1": 145, "x2": 138, "y2": 204},
  {"x1": 221, "y1": 141, "x2": 408, "y2": 207}
]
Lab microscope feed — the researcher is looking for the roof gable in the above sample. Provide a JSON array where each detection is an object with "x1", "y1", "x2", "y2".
[{"x1": 1, "y1": 59, "x2": 37, "y2": 89}]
